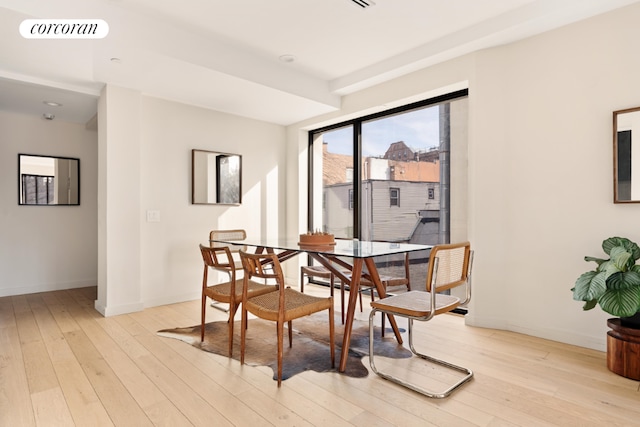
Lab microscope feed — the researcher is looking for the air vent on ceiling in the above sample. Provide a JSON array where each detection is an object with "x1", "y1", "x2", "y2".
[{"x1": 351, "y1": 0, "x2": 375, "y2": 8}]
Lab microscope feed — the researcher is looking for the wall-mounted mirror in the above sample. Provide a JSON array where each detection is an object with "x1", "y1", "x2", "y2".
[
  {"x1": 614, "y1": 107, "x2": 640, "y2": 203},
  {"x1": 18, "y1": 154, "x2": 80, "y2": 206},
  {"x1": 192, "y1": 149, "x2": 242, "y2": 205}
]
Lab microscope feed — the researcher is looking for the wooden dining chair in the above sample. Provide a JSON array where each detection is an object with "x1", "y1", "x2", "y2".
[
  {"x1": 209, "y1": 229, "x2": 247, "y2": 275},
  {"x1": 347, "y1": 250, "x2": 411, "y2": 335},
  {"x1": 300, "y1": 262, "x2": 350, "y2": 324},
  {"x1": 209, "y1": 229, "x2": 248, "y2": 311},
  {"x1": 198, "y1": 244, "x2": 275, "y2": 356},
  {"x1": 368, "y1": 241, "x2": 474, "y2": 398},
  {"x1": 240, "y1": 250, "x2": 335, "y2": 386},
  {"x1": 300, "y1": 264, "x2": 335, "y2": 293},
  {"x1": 358, "y1": 251, "x2": 411, "y2": 307}
]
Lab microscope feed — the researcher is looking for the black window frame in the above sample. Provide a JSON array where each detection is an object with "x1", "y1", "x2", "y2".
[
  {"x1": 307, "y1": 88, "x2": 468, "y2": 239},
  {"x1": 390, "y1": 187, "x2": 400, "y2": 207}
]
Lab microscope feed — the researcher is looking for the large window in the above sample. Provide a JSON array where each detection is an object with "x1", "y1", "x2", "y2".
[
  {"x1": 308, "y1": 89, "x2": 467, "y2": 244},
  {"x1": 307, "y1": 89, "x2": 468, "y2": 283},
  {"x1": 309, "y1": 125, "x2": 354, "y2": 238}
]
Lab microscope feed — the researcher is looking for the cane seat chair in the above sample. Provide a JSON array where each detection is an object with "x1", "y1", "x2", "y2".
[
  {"x1": 209, "y1": 229, "x2": 249, "y2": 311},
  {"x1": 301, "y1": 263, "x2": 351, "y2": 324},
  {"x1": 300, "y1": 236, "x2": 350, "y2": 324},
  {"x1": 240, "y1": 250, "x2": 335, "y2": 386},
  {"x1": 357, "y1": 251, "x2": 411, "y2": 307},
  {"x1": 300, "y1": 265, "x2": 335, "y2": 293},
  {"x1": 347, "y1": 251, "x2": 411, "y2": 335},
  {"x1": 368, "y1": 241, "x2": 474, "y2": 398},
  {"x1": 198, "y1": 244, "x2": 274, "y2": 356}
]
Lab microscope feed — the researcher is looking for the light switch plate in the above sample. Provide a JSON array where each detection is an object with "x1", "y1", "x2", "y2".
[{"x1": 146, "y1": 210, "x2": 160, "y2": 222}]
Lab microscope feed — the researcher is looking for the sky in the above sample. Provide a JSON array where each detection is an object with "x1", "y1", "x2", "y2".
[{"x1": 322, "y1": 105, "x2": 440, "y2": 157}]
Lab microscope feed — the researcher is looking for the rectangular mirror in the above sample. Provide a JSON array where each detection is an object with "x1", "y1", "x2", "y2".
[
  {"x1": 192, "y1": 149, "x2": 242, "y2": 205},
  {"x1": 614, "y1": 107, "x2": 640, "y2": 203},
  {"x1": 18, "y1": 154, "x2": 80, "y2": 206}
]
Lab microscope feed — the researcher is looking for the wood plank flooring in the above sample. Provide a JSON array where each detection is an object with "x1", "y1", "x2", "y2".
[{"x1": 1, "y1": 286, "x2": 639, "y2": 426}]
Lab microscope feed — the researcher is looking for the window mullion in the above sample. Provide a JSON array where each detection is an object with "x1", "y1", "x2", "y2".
[{"x1": 353, "y1": 122, "x2": 362, "y2": 239}]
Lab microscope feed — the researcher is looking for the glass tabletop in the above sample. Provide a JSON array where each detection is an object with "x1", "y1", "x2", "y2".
[{"x1": 209, "y1": 236, "x2": 432, "y2": 258}]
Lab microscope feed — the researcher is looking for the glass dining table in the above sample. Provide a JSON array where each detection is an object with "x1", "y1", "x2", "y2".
[{"x1": 209, "y1": 236, "x2": 432, "y2": 373}]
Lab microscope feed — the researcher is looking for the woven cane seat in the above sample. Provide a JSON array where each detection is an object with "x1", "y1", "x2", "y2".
[
  {"x1": 204, "y1": 279, "x2": 274, "y2": 303},
  {"x1": 245, "y1": 287, "x2": 333, "y2": 322},
  {"x1": 370, "y1": 290, "x2": 460, "y2": 318}
]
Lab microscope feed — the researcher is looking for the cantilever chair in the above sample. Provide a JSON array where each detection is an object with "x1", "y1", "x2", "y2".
[
  {"x1": 240, "y1": 250, "x2": 335, "y2": 387},
  {"x1": 368, "y1": 241, "x2": 474, "y2": 398},
  {"x1": 198, "y1": 244, "x2": 274, "y2": 356}
]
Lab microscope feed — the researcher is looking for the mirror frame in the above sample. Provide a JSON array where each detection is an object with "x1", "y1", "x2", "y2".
[
  {"x1": 18, "y1": 153, "x2": 80, "y2": 206},
  {"x1": 613, "y1": 106, "x2": 640, "y2": 203},
  {"x1": 191, "y1": 149, "x2": 242, "y2": 205}
]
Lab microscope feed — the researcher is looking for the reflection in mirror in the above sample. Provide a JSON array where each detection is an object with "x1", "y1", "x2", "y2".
[
  {"x1": 18, "y1": 154, "x2": 80, "y2": 206},
  {"x1": 614, "y1": 107, "x2": 640, "y2": 203},
  {"x1": 192, "y1": 149, "x2": 242, "y2": 205}
]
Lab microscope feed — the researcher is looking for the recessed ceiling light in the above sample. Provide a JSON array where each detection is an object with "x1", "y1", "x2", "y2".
[
  {"x1": 43, "y1": 101, "x2": 62, "y2": 107},
  {"x1": 110, "y1": 57, "x2": 122, "y2": 64},
  {"x1": 42, "y1": 113, "x2": 55, "y2": 120},
  {"x1": 279, "y1": 54, "x2": 296, "y2": 63}
]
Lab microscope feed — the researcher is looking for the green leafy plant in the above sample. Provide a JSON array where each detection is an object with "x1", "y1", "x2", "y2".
[{"x1": 572, "y1": 237, "x2": 640, "y2": 318}]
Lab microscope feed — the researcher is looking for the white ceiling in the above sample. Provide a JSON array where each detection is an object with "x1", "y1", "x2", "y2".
[{"x1": 0, "y1": 0, "x2": 638, "y2": 126}]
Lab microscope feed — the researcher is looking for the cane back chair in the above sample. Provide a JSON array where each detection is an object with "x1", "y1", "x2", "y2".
[
  {"x1": 209, "y1": 229, "x2": 247, "y2": 275},
  {"x1": 368, "y1": 241, "x2": 474, "y2": 398}
]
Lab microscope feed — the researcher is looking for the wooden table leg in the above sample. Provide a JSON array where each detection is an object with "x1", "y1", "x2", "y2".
[
  {"x1": 339, "y1": 258, "x2": 363, "y2": 372},
  {"x1": 364, "y1": 257, "x2": 403, "y2": 344},
  {"x1": 310, "y1": 254, "x2": 404, "y2": 372}
]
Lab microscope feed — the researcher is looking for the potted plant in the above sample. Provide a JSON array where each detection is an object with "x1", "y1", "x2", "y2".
[{"x1": 572, "y1": 236, "x2": 640, "y2": 380}]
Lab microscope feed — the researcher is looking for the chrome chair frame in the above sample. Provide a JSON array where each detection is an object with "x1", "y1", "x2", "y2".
[{"x1": 368, "y1": 243, "x2": 474, "y2": 398}]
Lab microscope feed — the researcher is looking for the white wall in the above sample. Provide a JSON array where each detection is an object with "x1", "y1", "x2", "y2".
[
  {"x1": 96, "y1": 85, "x2": 143, "y2": 315},
  {"x1": 468, "y1": 3, "x2": 640, "y2": 351},
  {"x1": 5, "y1": 3, "x2": 639, "y2": 352},
  {"x1": 95, "y1": 87, "x2": 286, "y2": 315},
  {"x1": 0, "y1": 111, "x2": 98, "y2": 296},
  {"x1": 287, "y1": 3, "x2": 640, "y2": 351}
]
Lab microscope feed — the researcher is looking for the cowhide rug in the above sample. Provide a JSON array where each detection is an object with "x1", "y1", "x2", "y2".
[{"x1": 158, "y1": 312, "x2": 411, "y2": 382}]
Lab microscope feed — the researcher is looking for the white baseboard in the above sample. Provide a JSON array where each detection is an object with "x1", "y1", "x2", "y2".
[
  {"x1": 94, "y1": 300, "x2": 145, "y2": 317},
  {"x1": 465, "y1": 313, "x2": 606, "y2": 352},
  {"x1": 0, "y1": 280, "x2": 96, "y2": 298},
  {"x1": 143, "y1": 292, "x2": 200, "y2": 309}
]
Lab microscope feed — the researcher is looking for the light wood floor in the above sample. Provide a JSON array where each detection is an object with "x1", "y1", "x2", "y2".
[{"x1": 1, "y1": 286, "x2": 639, "y2": 427}]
